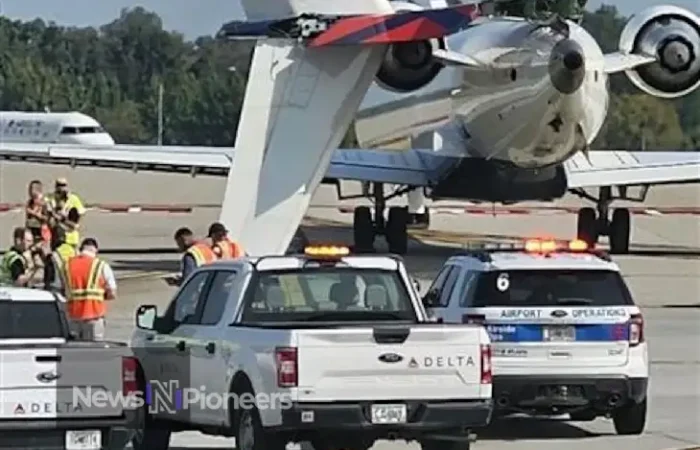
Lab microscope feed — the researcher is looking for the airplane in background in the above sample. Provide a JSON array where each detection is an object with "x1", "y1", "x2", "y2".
[
  {"x1": 0, "y1": 111, "x2": 115, "y2": 145},
  {"x1": 0, "y1": 0, "x2": 698, "y2": 258}
]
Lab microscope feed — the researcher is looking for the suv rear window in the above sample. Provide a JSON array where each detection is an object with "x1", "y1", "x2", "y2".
[
  {"x1": 470, "y1": 270, "x2": 633, "y2": 307},
  {"x1": 0, "y1": 301, "x2": 66, "y2": 339},
  {"x1": 241, "y1": 268, "x2": 417, "y2": 324}
]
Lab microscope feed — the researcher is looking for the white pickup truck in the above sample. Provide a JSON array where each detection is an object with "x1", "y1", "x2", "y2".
[
  {"x1": 130, "y1": 246, "x2": 493, "y2": 450},
  {"x1": 0, "y1": 286, "x2": 139, "y2": 450}
]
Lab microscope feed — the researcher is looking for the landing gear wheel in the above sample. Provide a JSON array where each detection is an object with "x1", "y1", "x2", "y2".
[
  {"x1": 408, "y1": 208, "x2": 430, "y2": 230},
  {"x1": 420, "y1": 440, "x2": 471, "y2": 450},
  {"x1": 613, "y1": 399, "x2": 647, "y2": 435},
  {"x1": 386, "y1": 206, "x2": 409, "y2": 255},
  {"x1": 577, "y1": 207, "x2": 598, "y2": 247},
  {"x1": 609, "y1": 208, "x2": 631, "y2": 254},
  {"x1": 353, "y1": 206, "x2": 375, "y2": 253}
]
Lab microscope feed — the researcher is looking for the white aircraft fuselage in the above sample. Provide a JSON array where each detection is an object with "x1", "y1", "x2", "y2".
[{"x1": 438, "y1": 18, "x2": 607, "y2": 168}]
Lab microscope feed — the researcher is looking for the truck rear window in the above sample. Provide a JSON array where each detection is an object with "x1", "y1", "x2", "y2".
[
  {"x1": 241, "y1": 269, "x2": 417, "y2": 323},
  {"x1": 0, "y1": 301, "x2": 65, "y2": 339},
  {"x1": 470, "y1": 270, "x2": 633, "y2": 307}
]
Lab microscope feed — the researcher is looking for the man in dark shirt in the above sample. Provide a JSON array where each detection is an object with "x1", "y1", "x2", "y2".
[
  {"x1": 0, "y1": 227, "x2": 37, "y2": 286},
  {"x1": 173, "y1": 227, "x2": 198, "y2": 285}
]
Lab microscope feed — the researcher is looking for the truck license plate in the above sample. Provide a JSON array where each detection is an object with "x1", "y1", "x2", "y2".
[
  {"x1": 65, "y1": 430, "x2": 101, "y2": 450},
  {"x1": 371, "y1": 404, "x2": 407, "y2": 424},
  {"x1": 544, "y1": 325, "x2": 575, "y2": 341}
]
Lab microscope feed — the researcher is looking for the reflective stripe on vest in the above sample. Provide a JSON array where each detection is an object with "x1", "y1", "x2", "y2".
[
  {"x1": 187, "y1": 244, "x2": 216, "y2": 266},
  {"x1": 0, "y1": 250, "x2": 22, "y2": 283},
  {"x1": 67, "y1": 255, "x2": 106, "y2": 320}
]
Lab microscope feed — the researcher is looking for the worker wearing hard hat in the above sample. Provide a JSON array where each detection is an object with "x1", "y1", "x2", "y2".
[
  {"x1": 46, "y1": 177, "x2": 86, "y2": 249},
  {"x1": 208, "y1": 222, "x2": 245, "y2": 259},
  {"x1": 174, "y1": 227, "x2": 217, "y2": 282}
]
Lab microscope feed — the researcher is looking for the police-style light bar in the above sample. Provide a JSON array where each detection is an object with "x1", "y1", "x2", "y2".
[
  {"x1": 463, "y1": 238, "x2": 591, "y2": 253},
  {"x1": 304, "y1": 244, "x2": 350, "y2": 259}
]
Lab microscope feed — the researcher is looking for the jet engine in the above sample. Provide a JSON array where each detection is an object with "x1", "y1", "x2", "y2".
[
  {"x1": 619, "y1": 5, "x2": 700, "y2": 98},
  {"x1": 374, "y1": 1, "x2": 445, "y2": 93}
]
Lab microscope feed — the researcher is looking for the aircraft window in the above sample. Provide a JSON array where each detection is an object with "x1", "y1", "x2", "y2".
[
  {"x1": 60, "y1": 127, "x2": 77, "y2": 134},
  {"x1": 77, "y1": 126, "x2": 104, "y2": 133},
  {"x1": 510, "y1": 69, "x2": 517, "y2": 82}
]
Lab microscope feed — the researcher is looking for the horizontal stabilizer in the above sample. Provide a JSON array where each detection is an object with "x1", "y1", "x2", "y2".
[
  {"x1": 217, "y1": 4, "x2": 480, "y2": 47},
  {"x1": 603, "y1": 51, "x2": 656, "y2": 74}
]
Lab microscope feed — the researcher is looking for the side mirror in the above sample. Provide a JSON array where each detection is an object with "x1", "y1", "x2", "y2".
[
  {"x1": 136, "y1": 305, "x2": 158, "y2": 330},
  {"x1": 422, "y1": 290, "x2": 439, "y2": 308}
]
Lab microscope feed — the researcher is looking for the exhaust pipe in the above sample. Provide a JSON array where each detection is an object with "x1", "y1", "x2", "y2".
[
  {"x1": 497, "y1": 396, "x2": 510, "y2": 407},
  {"x1": 607, "y1": 393, "x2": 622, "y2": 407}
]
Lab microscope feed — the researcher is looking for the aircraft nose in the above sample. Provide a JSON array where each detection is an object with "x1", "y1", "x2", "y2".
[{"x1": 549, "y1": 38, "x2": 586, "y2": 94}]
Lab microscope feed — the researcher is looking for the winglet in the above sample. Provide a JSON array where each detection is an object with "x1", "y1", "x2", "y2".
[{"x1": 603, "y1": 51, "x2": 656, "y2": 74}]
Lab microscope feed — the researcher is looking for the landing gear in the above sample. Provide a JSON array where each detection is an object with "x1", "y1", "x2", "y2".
[
  {"x1": 348, "y1": 183, "x2": 414, "y2": 255},
  {"x1": 407, "y1": 189, "x2": 431, "y2": 230},
  {"x1": 572, "y1": 186, "x2": 641, "y2": 254}
]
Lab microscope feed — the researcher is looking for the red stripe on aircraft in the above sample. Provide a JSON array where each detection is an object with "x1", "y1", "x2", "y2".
[
  {"x1": 362, "y1": 16, "x2": 445, "y2": 44},
  {"x1": 309, "y1": 14, "x2": 392, "y2": 47}
]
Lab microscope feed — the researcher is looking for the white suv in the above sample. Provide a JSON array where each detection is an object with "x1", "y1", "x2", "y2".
[{"x1": 422, "y1": 239, "x2": 648, "y2": 435}]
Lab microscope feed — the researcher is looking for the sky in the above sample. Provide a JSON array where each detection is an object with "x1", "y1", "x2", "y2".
[{"x1": 1, "y1": 0, "x2": 698, "y2": 40}]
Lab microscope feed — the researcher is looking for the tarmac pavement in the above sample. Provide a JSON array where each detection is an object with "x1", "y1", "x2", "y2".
[{"x1": 0, "y1": 162, "x2": 698, "y2": 449}]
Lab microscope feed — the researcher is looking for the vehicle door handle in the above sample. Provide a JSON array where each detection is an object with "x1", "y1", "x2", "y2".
[
  {"x1": 175, "y1": 340, "x2": 186, "y2": 352},
  {"x1": 205, "y1": 342, "x2": 216, "y2": 354}
]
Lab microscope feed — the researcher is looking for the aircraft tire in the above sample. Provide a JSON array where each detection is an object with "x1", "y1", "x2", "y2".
[
  {"x1": 408, "y1": 208, "x2": 430, "y2": 230},
  {"x1": 576, "y1": 207, "x2": 597, "y2": 246},
  {"x1": 609, "y1": 208, "x2": 631, "y2": 254},
  {"x1": 353, "y1": 206, "x2": 375, "y2": 253},
  {"x1": 386, "y1": 206, "x2": 409, "y2": 255}
]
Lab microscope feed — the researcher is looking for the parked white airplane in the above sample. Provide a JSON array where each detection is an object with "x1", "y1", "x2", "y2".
[
  {"x1": 0, "y1": 0, "x2": 698, "y2": 258},
  {"x1": 0, "y1": 111, "x2": 115, "y2": 145}
]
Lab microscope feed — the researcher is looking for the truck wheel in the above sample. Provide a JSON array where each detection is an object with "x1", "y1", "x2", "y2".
[
  {"x1": 612, "y1": 399, "x2": 647, "y2": 435},
  {"x1": 420, "y1": 440, "x2": 470, "y2": 450},
  {"x1": 234, "y1": 389, "x2": 287, "y2": 450}
]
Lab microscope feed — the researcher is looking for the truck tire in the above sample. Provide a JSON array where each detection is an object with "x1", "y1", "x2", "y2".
[
  {"x1": 234, "y1": 387, "x2": 287, "y2": 450},
  {"x1": 132, "y1": 418, "x2": 171, "y2": 450},
  {"x1": 613, "y1": 399, "x2": 647, "y2": 435},
  {"x1": 420, "y1": 440, "x2": 470, "y2": 450}
]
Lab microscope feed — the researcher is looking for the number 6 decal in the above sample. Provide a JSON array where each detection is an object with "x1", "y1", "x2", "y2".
[{"x1": 496, "y1": 273, "x2": 510, "y2": 292}]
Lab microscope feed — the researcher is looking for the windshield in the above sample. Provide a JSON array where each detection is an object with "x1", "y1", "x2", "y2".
[
  {"x1": 470, "y1": 270, "x2": 633, "y2": 307},
  {"x1": 241, "y1": 268, "x2": 417, "y2": 324},
  {"x1": 0, "y1": 300, "x2": 66, "y2": 339}
]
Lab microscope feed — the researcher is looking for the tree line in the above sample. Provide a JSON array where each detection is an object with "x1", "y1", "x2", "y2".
[{"x1": 0, "y1": 5, "x2": 697, "y2": 150}]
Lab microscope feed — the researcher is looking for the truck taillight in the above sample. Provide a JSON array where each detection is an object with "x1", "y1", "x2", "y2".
[
  {"x1": 122, "y1": 356, "x2": 138, "y2": 395},
  {"x1": 462, "y1": 314, "x2": 485, "y2": 325},
  {"x1": 275, "y1": 347, "x2": 298, "y2": 388},
  {"x1": 629, "y1": 313, "x2": 644, "y2": 346},
  {"x1": 480, "y1": 344, "x2": 492, "y2": 384}
]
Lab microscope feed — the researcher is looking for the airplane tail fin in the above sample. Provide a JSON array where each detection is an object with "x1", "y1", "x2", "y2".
[{"x1": 218, "y1": 4, "x2": 480, "y2": 48}]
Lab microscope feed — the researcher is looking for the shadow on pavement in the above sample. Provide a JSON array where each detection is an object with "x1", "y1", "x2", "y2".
[
  {"x1": 479, "y1": 416, "x2": 609, "y2": 440},
  {"x1": 110, "y1": 259, "x2": 180, "y2": 273}
]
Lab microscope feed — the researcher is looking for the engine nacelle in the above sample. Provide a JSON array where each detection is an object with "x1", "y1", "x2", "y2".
[
  {"x1": 619, "y1": 5, "x2": 700, "y2": 98},
  {"x1": 374, "y1": 1, "x2": 445, "y2": 93}
]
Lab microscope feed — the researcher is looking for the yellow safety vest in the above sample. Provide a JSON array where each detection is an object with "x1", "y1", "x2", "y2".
[
  {"x1": 52, "y1": 243, "x2": 77, "y2": 288},
  {"x1": 0, "y1": 250, "x2": 24, "y2": 284},
  {"x1": 47, "y1": 193, "x2": 83, "y2": 247}
]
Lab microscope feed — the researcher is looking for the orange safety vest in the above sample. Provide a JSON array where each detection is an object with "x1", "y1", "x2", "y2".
[
  {"x1": 217, "y1": 239, "x2": 245, "y2": 259},
  {"x1": 41, "y1": 224, "x2": 52, "y2": 245},
  {"x1": 186, "y1": 243, "x2": 217, "y2": 266},
  {"x1": 66, "y1": 254, "x2": 107, "y2": 320}
]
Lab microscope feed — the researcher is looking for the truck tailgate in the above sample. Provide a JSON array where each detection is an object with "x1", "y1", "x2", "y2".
[
  {"x1": 0, "y1": 346, "x2": 124, "y2": 419},
  {"x1": 296, "y1": 325, "x2": 484, "y2": 401}
]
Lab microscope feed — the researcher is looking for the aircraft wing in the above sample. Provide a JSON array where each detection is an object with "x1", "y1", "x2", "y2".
[
  {"x1": 0, "y1": 143, "x2": 446, "y2": 186},
  {"x1": 565, "y1": 150, "x2": 700, "y2": 188}
]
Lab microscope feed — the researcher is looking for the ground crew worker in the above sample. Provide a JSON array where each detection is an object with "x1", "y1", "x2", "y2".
[
  {"x1": 208, "y1": 222, "x2": 245, "y2": 259},
  {"x1": 44, "y1": 227, "x2": 77, "y2": 295},
  {"x1": 0, "y1": 227, "x2": 38, "y2": 287},
  {"x1": 25, "y1": 180, "x2": 49, "y2": 242},
  {"x1": 47, "y1": 177, "x2": 86, "y2": 248},
  {"x1": 174, "y1": 227, "x2": 217, "y2": 282},
  {"x1": 65, "y1": 238, "x2": 116, "y2": 341}
]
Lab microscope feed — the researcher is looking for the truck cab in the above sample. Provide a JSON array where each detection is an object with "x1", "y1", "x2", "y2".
[{"x1": 131, "y1": 245, "x2": 493, "y2": 450}]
